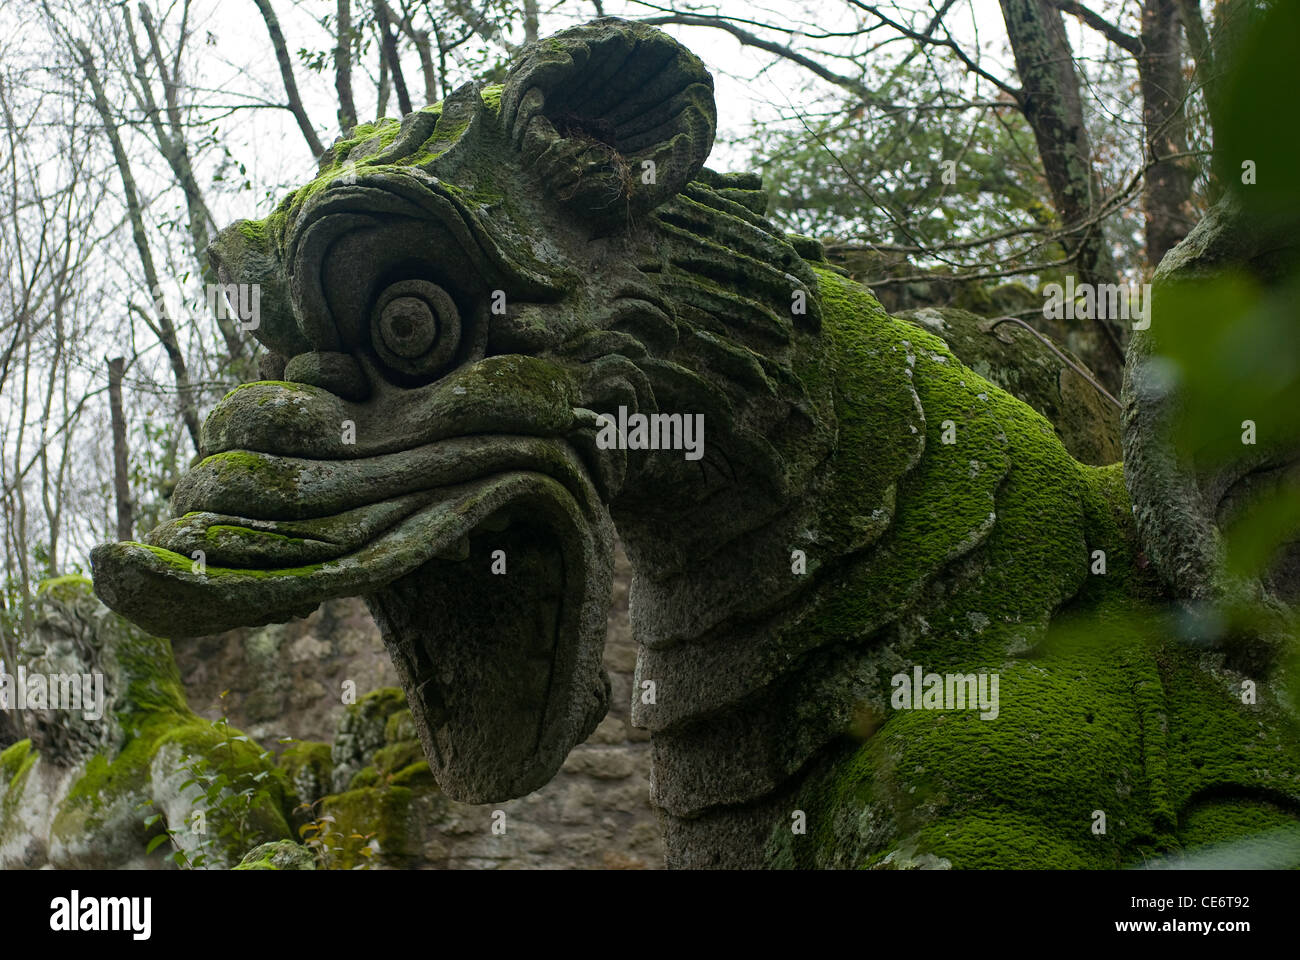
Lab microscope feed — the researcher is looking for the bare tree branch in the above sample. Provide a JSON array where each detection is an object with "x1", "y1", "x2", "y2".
[
  {"x1": 250, "y1": 0, "x2": 326, "y2": 157},
  {"x1": 1049, "y1": 0, "x2": 1141, "y2": 55},
  {"x1": 848, "y1": 1, "x2": 1024, "y2": 100}
]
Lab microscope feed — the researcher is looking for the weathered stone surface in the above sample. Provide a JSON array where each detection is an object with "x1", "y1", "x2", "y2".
[
  {"x1": 89, "y1": 17, "x2": 1299, "y2": 870},
  {"x1": 269, "y1": 544, "x2": 661, "y2": 869},
  {"x1": 177, "y1": 597, "x2": 394, "y2": 744}
]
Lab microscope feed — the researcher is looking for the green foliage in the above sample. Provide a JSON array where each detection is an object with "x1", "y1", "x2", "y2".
[
  {"x1": 139, "y1": 691, "x2": 287, "y2": 869},
  {"x1": 295, "y1": 797, "x2": 377, "y2": 870},
  {"x1": 1214, "y1": 1, "x2": 1300, "y2": 218},
  {"x1": 1155, "y1": 273, "x2": 1300, "y2": 470},
  {"x1": 752, "y1": 86, "x2": 1051, "y2": 258}
]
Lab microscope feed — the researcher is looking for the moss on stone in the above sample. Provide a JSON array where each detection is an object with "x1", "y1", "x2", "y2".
[
  {"x1": 0, "y1": 739, "x2": 37, "y2": 835},
  {"x1": 383, "y1": 709, "x2": 416, "y2": 744},
  {"x1": 277, "y1": 740, "x2": 333, "y2": 790},
  {"x1": 234, "y1": 838, "x2": 316, "y2": 870},
  {"x1": 356, "y1": 687, "x2": 407, "y2": 714},
  {"x1": 203, "y1": 450, "x2": 303, "y2": 498},
  {"x1": 138, "y1": 543, "x2": 324, "y2": 581},
  {"x1": 42, "y1": 607, "x2": 295, "y2": 862},
  {"x1": 1, "y1": 739, "x2": 35, "y2": 791},
  {"x1": 321, "y1": 785, "x2": 414, "y2": 868},
  {"x1": 35, "y1": 574, "x2": 94, "y2": 603},
  {"x1": 373, "y1": 741, "x2": 424, "y2": 777},
  {"x1": 765, "y1": 269, "x2": 1300, "y2": 869},
  {"x1": 236, "y1": 219, "x2": 269, "y2": 246},
  {"x1": 388, "y1": 762, "x2": 437, "y2": 788},
  {"x1": 480, "y1": 83, "x2": 503, "y2": 112},
  {"x1": 220, "y1": 379, "x2": 309, "y2": 403},
  {"x1": 349, "y1": 765, "x2": 380, "y2": 789}
]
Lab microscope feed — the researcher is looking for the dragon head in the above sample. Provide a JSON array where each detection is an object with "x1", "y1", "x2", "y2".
[{"x1": 91, "y1": 19, "x2": 838, "y2": 804}]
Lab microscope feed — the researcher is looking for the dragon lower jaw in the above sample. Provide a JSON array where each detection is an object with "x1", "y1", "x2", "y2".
[
  {"x1": 366, "y1": 496, "x2": 615, "y2": 802},
  {"x1": 91, "y1": 443, "x2": 617, "y2": 802}
]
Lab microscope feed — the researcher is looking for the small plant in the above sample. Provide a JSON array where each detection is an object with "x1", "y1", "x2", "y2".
[
  {"x1": 296, "y1": 796, "x2": 378, "y2": 870},
  {"x1": 140, "y1": 804, "x2": 199, "y2": 869},
  {"x1": 139, "y1": 690, "x2": 278, "y2": 868}
]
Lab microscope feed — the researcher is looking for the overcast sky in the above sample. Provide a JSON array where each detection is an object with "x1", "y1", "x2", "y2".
[{"x1": 175, "y1": 0, "x2": 1117, "y2": 225}]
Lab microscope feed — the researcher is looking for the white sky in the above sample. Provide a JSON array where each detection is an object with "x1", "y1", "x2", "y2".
[{"x1": 185, "y1": 0, "x2": 1121, "y2": 224}]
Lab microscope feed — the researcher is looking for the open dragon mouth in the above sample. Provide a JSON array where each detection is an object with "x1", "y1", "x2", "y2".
[{"x1": 91, "y1": 402, "x2": 617, "y2": 801}]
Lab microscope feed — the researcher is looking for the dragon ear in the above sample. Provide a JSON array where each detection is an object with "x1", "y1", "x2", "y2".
[{"x1": 501, "y1": 18, "x2": 716, "y2": 227}]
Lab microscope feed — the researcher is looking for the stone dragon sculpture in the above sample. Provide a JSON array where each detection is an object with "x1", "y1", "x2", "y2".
[{"x1": 91, "y1": 19, "x2": 1300, "y2": 868}]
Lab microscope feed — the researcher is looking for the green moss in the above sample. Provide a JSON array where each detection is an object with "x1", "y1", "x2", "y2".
[
  {"x1": 373, "y1": 741, "x2": 424, "y2": 776},
  {"x1": 2, "y1": 739, "x2": 35, "y2": 790},
  {"x1": 139, "y1": 543, "x2": 324, "y2": 581},
  {"x1": 349, "y1": 765, "x2": 380, "y2": 789},
  {"x1": 808, "y1": 268, "x2": 924, "y2": 557},
  {"x1": 356, "y1": 688, "x2": 407, "y2": 713},
  {"x1": 765, "y1": 267, "x2": 1300, "y2": 868},
  {"x1": 159, "y1": 721, "x2": 292, "y2": 810},
  {"x1": 110, "y1": 629, "x2": 191, "y2": 731},
  {"x1": 53, "y1": 721, "x2": 171, "y2": 840},
  {"x1": 236, "y1": 219, "x2": 269, "y2": 246},
  {"x1": 480, "y1": 83, "x2": 503, "y2": 112},
  {"x1": 388, "y1": 762, "x2": 437, "y2": 788},
  {"x1": 321, "y1": 785, "x2": 414, "y2": 868},
  {"x1": 277, "y1": 740, "x2": 332, "y2": 788},
  {"x1": 54, "y1": 715, "x2": 293, "y2": 858},
  {"x1": 0, "y1": 739, "x2": 37, "y2": 835},
  {"x1": 221, "y1": 379, "x2": 308, "y2": 402},
  {"x1": 35, "y1": 574, "x2": 93, "y2": 603},
  {"x1": 384, "y1": 709, "x2": 416, "y2": 744},
  {"x1": 1177, "y1": 799, "x2": 1300, "y2": 860},
  {"x1": 203, "y1": 450, "x2": 302, "y2": 497},
  {"x1": 48, "y1": 621, "x2": 195, "y2": 842},
  {"x1": 233, "y1": 839, "x2": 316, "y2": 870},
  {"x1": 49, "y1": 627, "x2": 294, "y2": 859},
  {"x1": 205, "y1": 524, "x2": 307, "y2": 548}
]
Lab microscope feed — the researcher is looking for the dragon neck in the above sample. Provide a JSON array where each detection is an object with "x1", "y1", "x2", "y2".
[{"x1": 626, "y1": 268, "x2": 1126, "y2": 866}]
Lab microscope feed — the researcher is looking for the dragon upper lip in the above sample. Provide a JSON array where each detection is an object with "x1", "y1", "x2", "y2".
[
  {"x1": 89, "y1": 433, "x2": 605, "y2": 637},
  {"x1": 173, "y1": 432, "x2": 602, "y2": 525}
]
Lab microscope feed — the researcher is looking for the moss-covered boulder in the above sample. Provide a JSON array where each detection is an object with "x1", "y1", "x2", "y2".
[
  {"x1": 278, "y1": 740, "x2": 334, "y2": 806},
  {"x1": 898, "y1": 305, "x2": 1120, "y2": 465},
  {"x1": 235, "y1": 838, "x2": 316, "y2": 870},
  {"x1": 329, "y1": 687, "x2": 408, "y2": 793},
  {"x1": 0, "y1": 577, "x2": 293, "y2": 868},
  {"x1": 308, "y1": 691, "x2": 440, "y2": 868}
]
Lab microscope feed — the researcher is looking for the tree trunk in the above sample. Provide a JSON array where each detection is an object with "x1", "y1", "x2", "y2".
[
  {"x1": 524, "y1": 0, "x2": 539, "y2": 43},
  {"x1": 107, "y1": 357, "x2": 134, "y2": 543},
  {"x1": 1000, "y1": 0, "x2": 1126, "y2": 389},
  {"x1": 1174, "y1": 0, "x2": 1219, "y2": 134},
  {"x1": 1139, "y1": 0, "x2": 1196, "y2": 265},
  {"x1": 336, "y1": 0, "x2": 358, "y2": 132},
  {"x1": 375, "y1": 1, "x2": 413, "y2": 116}
]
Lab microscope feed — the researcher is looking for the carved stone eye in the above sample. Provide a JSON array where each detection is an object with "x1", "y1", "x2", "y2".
[{"x1": 370, "y1": 279, "x2": 461, "y2": 378}]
